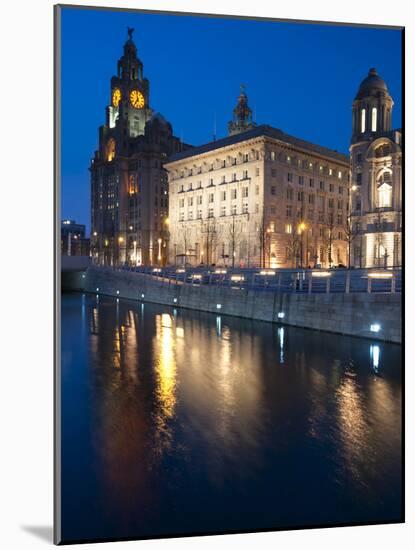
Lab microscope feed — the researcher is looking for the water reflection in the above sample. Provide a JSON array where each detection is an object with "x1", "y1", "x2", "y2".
[
  {"x1": 153, "y1": 313, "x2": 177, "y2": 455},
  {"x1": 278, "y1": 326, "x2": 284, "y2": 363},
  {"x1": 60, "y1": 293, "x2": 402, "y2": 543},
  {"x1": 370, "y1": 344, "x2": 381, "y2": 373},
  {"x1": 216, "y1": 315, "x2": 222, "y2": 336}
]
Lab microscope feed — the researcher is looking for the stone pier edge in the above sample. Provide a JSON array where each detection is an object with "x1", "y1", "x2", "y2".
[{"x1": 62, "y1": 267, "x2": 402, "y2": 344}]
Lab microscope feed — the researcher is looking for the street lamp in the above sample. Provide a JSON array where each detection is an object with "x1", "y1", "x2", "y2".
[
  {"x1": 118, "y1": 236, "x2": 124, "y2": 266},
  {"x1": 133, "y1": 240, "x2": 137, "y2": 266},
  {"x1": 299, "y1": 222, "x2": 307, "y2": 268}
]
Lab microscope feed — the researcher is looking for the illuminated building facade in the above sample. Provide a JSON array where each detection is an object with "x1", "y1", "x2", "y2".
[
  {"x1": 165, "y1": 90, "x2": 349, "y2": 268},
  {"x1": 90, "y1": 29, "x2": 186, "y2": 266},
  {"x1": 61, "y1": 219, "x2": 90, "y2": 256},
  {"x1": 350, "y1": 68, "x2": 402, "y2": 268}
]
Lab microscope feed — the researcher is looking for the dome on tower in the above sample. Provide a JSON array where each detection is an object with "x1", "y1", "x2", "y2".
[
  {"x1": 228, "y1": 85, "x2": 256, "y2": 136},
  {"x1": 355, "y1": 68, "x2": 389, "y2": 100}
]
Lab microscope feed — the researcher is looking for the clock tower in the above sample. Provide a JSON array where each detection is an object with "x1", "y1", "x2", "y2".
[
  {"x1": 90, "y1": 29, "x2": 189, "y2": 267},
  {"x1": 107, "y1": 28, "x2": 153, "y2": 139}
]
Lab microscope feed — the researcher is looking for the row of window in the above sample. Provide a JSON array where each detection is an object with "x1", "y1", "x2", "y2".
[
  {"x1": 178, "y1": 179, "x2": 346, "y2": 198},
  {"x1": 178, "y1": 186, "x2": 251, "y2": 208},
  {"x1": 178, "y1": 205, "x2": 344, "y2": 226},
  {"x1": 179, "y1": 204, "x2": 250, "y2": 221},
  {"x1": 172, "y1": 153, "x2": 257, "y2": 179},
  {"x1": 176, "y1": 171, "x2": 252, "y2": 192},
  {"x1": 172, "y1": 152, "x2": 345, "y2": 180},
  {"x1": 284, "y1": 223, "x2": 343, "y2": 239},
  {"x1": 287, "y1": 174, "x2": 345, "y2": 193},
  {"x1": 179, "y1": 190, "x2": 345, "y2": 211}
]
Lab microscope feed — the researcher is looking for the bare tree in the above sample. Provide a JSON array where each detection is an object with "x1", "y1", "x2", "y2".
[
  {"x1": 323, "y1": 216, "x2": 335, "y2": 268},
  {"x1": 257, "y1": 210, "x2": 271, "y2": 268},
  {"x1": 344, "y1": 213, "x2": 359, "y2": 268},
  {"x1": 227, "y1": 214, "x2": 243, "y2": 268},
  {"x1": 201, "y1": 218, "x2": 218, "y2": 265},
  {"x1": 286, "y1": 222, "x2": 301, "y2": 268},
  {"x1": 179, "y1": 227, "x2": 193, "y2": 265}
]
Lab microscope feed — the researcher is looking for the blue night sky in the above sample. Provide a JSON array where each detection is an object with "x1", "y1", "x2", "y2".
[{"x1": 60, "y1": 7, "x2": 402, "y2": 233}]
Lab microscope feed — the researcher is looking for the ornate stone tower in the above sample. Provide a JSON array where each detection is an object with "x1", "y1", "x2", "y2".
[
  {"x1": 350, "y1": 68, "x2": 402, "y2": 268},
  {"x1": 106, "y1": 27, "x2": 153, "y2": 140},
  {"x1": 90, "y1": 29, "x2": 186, "y2": 267},
  {"x1": 228, "y1": 85, "x2": 256, "y2": 136}
]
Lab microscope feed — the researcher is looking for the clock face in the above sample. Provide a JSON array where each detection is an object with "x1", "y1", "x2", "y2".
[
  {"x1": 112, "y1": 88, "x2": 121, "y2": 107},
  {"x1": 130, "y1": 89, "x2": 145, "y2": 109}
]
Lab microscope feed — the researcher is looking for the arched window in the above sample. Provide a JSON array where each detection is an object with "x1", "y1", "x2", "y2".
[
  {"x1": 371, "y1": 107, "x2": 377, "y2": 131},
  {"x1": 361, "y1": 108, "x2": 366, "y2": 133},
  {"x1": 377, "y1": 183, "x2": 392, "y2": 208}
]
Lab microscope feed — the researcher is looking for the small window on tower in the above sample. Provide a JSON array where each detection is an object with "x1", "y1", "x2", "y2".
[
  {"x1": 106, "y1": 138, "x2": 116, "y2": 162},
  {"x1": 371, "y1": 107, "x2": 377, "y2": 132},
  {"x1": 361, "y1": 108, "x2": 366, "y2": 133}
]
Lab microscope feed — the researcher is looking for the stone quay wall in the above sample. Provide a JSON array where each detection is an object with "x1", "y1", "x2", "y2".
[{"x1": 62, "y1": 267, "x2": 402, "y2": 344}]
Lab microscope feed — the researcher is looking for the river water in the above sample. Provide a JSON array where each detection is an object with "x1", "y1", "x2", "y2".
[{"x1": 60, "y1": 292, "x2": 402, "y2": 542}]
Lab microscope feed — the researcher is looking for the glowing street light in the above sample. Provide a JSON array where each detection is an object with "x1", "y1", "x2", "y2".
[{"x1": 298, "y1": 222, "x2": 307, "y2": 268}]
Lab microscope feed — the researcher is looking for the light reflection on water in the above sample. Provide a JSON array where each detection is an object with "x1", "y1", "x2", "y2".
[{"x1": 60, "y1": 293, "x2": 402, "y2": 543}]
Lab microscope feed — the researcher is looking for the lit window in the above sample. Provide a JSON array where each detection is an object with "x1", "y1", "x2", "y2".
[
  {"x1": 361, "y1": 108, "x2": 366, "y2": 133},
  {"x1": 371, "y1": 107, "x2": 377, "y2": 132},
  {"x1": 377, "y1": 183, "x2": 392, "y2": 208},
  {"x1": 106, "y1": 138, "x2": 116, "y2": 162},
  {"x1": 285, "y1": 223, "x2": 292, "y2": 234}
]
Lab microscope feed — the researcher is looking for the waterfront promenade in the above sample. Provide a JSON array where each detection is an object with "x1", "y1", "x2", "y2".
[{"x1": 62, "y1": 266, "x2": 402, "y2": 343}]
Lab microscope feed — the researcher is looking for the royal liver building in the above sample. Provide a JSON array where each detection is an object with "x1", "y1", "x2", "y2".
[
  {"x1": 90, "y1": 30, "x2": 185, "y2": 266},
  {"x1": 349, "y1": 68, "x2": 402, "y2": 268}
]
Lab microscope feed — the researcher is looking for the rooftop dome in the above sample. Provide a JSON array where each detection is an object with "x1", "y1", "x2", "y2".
[{"x1": 355, "y1": 68, "x2": 389, "y2": 100}]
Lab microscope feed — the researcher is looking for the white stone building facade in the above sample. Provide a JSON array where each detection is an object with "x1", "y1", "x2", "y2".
[
  {"x1": 349, "y1": 68, "x2": 402, "y2": 268},
  {"x1": 165, "y1": 125, "x2": 350, "y2": 269}
]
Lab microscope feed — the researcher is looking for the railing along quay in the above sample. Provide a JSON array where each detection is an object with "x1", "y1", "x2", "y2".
[{"x1": 102, "y1": 265, "x2": 402, "y2": 295}]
